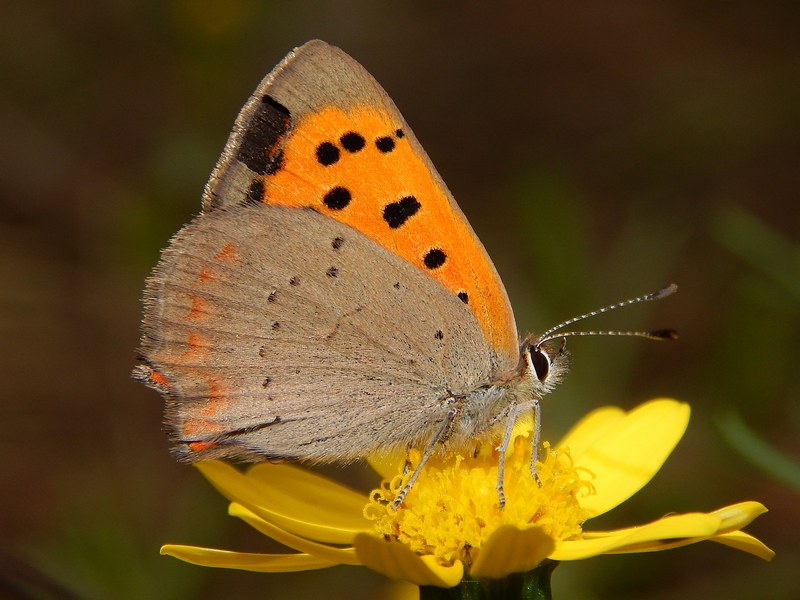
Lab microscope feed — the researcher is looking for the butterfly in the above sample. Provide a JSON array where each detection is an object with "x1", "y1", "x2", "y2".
[{"x1": 134, "y1": 40, "x2": 675, "y2": 506}]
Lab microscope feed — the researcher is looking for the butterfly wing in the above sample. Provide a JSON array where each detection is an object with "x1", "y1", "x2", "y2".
[
  {"x1": 204, "y1": 40, "x2": 518, "y2": 371},
  {"x1": 136, "y1": 40, "x2": 520, "y2": 462},
  {"x1": 137, "y1": 203, "x2": 494, "y2": 461}
]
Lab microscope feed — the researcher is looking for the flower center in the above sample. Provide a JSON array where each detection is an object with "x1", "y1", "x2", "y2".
[{"x1": 365, "y1": 436, "x2": 593, "y2": 567}]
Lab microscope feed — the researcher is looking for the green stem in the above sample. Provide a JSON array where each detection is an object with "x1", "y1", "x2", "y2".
[{"x1": 419, "y1": 561, "x2": 558, "y2": 600}]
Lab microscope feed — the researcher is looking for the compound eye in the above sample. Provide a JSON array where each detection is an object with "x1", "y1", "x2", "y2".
[{"x1": 530, "y1": 347, "x2": 551, "y2": 382}]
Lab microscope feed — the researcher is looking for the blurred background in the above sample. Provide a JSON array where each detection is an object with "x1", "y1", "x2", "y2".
[{"x1": 2, "y1": 2, "x2": 798, "y2": 599}]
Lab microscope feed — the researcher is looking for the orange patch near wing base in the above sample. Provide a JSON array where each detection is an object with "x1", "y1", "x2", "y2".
[{"x1": 262, "y1": 105, "x2": 518, "y2": 366}]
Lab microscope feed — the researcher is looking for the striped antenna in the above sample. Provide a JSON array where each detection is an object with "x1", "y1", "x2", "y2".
[{"x1": 536, "y1": 284, "x2": 678, "y2": 348}]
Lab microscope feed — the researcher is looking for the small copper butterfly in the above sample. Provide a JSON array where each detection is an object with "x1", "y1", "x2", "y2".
[{"x1": 135, "y1": 40, "x2": 676, "y2": 506}]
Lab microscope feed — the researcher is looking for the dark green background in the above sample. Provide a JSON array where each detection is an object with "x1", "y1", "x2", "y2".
[{"x1": 2, "y1": 2, "x2": 797, "y2": 599}]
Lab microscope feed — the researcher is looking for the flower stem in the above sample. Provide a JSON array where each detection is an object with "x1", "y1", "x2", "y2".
[{"x1": 419, "y1": 561, "x2": 558, "y2": 600}]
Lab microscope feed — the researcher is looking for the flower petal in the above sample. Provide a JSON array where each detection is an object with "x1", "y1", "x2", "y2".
[
  {"x1": 228, "y1": 503, "x2": 361, "y2": 565},
  {"x1": 160, "y1": 545, "x2": 337, "y2": 572},
  {"x1": 196, "y1": 461, "x2": 370, "y2": 543},
  {"x1": 224, "y1": 486, "x2": 367, "y2": 546},
  {"x1": 353, "y1": 533, "x2": 464, "y2": 588},
  {"x1": 469, "y1": 525, "x2": 556, "y2": 579},
  {"x1": 245, "y1": 462, "x2": 368, "y2": 515},
  {"x1": 711, "y1": 531, "x2": 776, "y2": 561},
  {"x1": 710, "y1": 501, "x2": 768, "y2": 533},
  {"x1": 551, "y1": 512, "x2": 720, "y2": 560},
  {"x1": 569, "y1": 399, "x2": 690, "y2": 518},
  {"x1": 368, "y1": 449, "x2": 407, "y2": 480},
  {"x1": 557, "y1": 406, "x2": 626, "y2": 456}
]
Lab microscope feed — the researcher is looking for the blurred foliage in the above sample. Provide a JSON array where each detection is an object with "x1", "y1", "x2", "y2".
[
  {"x1": 712, "y1": 205, "x2": 800, "y2": 302},
  {"x1": 712, "y1": 207, "x2": 800, "y2": 492},
  {"x1": 1, "y1": 2, "x2": 798, "y2": 599},
  {"x1": 718, "y1": 411, "x2": 800, "y2": 493}
]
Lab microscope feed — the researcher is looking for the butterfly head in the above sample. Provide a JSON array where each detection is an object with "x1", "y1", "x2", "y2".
[{"x1": 517, "y1": 334, "x2": 570, "y2": 396}]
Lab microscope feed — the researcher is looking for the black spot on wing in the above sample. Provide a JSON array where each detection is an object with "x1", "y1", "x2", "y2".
[
  {"x1": 316, "y1": 142, "x2": 340, "y2": 166},
  {"x1": 458, "y1": 292, "x2": 469, "y2": 304},
  {"x1": 237, "y1": 95, "x2": 291, "y2": 175},
  {"x1": 383, "y1": 196, "x2": 420, "y2": 228},
  {"x1": 376, "y1": 136, "x2": 395, "y2": 152},
  {"x1": 323, "y1": 187, "x2": 351, "y2": 210},
  {"x1": 423, "y1": 248, "x2": 446, "y2": 270},
  {"x1": 340, "y1": 132, "x2": 365, "y2": 152}
]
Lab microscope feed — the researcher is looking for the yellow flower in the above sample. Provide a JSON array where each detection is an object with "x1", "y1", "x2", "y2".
[{"x1": 161, "y1": 399, "x2": 773, "y2": 587}]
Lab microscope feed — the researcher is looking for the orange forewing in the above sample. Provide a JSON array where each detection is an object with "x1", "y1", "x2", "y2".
[{"x1": 252, "y1": 104, "x2": 518, "y2": 367}]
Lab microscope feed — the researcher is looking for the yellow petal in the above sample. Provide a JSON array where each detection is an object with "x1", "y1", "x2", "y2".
[
  {"x1": 224, "y1": 486, "x2": 367, "y2": 545},
  {"x1": 569, "y1": 399, "x2": 689, "y2": 518},
  {"x1": 418, "y1": 556, "x2": 465, "y2": 588},
  {"x1": 711, "y1": 501, "x2": 768, "y2": 533},
  {"x1": 557, "y1": 406, "x2": 626, "y2": 456},
  {"x1": 228, "y1": 502, "x2": 361, "y2": 565},
  {"x1": 570, "y1": 503, "x2": 770, "y2": 559},
  {"x1": 384, "y1": 581, "x2": 422, "y2": 600},
  {"x1": 367, "y1": 448, "x2": 407, "y2": 480},
  {"x1": 160, "y1": 544, "x2": 337, "y2": 572},
  {"x1": 551, "y1": 512, "x2": 720, "y2": 560},
  {"x1": 604, "y1": 529, "x2": 776, "y2": 559},
  {"x1": 469, "y1": 526, "x2": 556, "y2": 579},
  {"x1": 195, "y1": 461, "x2": 370, "y2": 542},
  {"x1": 246, "y1": 461, "x2": 368, "y2": 516},
  {"x1": 711, "y1": 531, "x2": 776, "y2": 561},
  {"x1": 353, "y1": 533, "x2": 464, "y2": 588}
]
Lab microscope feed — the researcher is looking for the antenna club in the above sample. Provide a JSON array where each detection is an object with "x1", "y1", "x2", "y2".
[
  {"x1": 653, "y1": 283, "x2": 678, "y2": 300},
  {"x1": 650, "y1": 328, "x2": 679, "y2": 340}
]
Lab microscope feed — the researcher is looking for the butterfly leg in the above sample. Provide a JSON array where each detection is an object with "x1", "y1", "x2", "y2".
[
  {"x1": 530, "y1": 397, "x2": 542, "y2": 486},
  {"x1": 391, "y1": 402, "x2": 458, "y2": 510},
  {"x1": 496, "y1": 406, "x2": 517, "y2": 508},
  {"x1": 496, "y1": 400, "x2": 542, "y2": 508}
]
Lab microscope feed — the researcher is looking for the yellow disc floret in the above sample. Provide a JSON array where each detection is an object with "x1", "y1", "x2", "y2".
[{"x1": 365, "y1": 435, "x2": 593, "y2": 568}]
